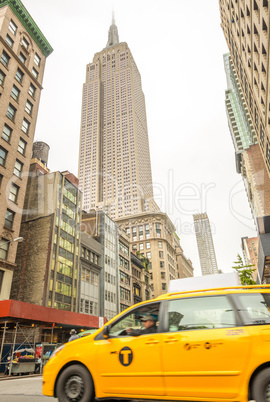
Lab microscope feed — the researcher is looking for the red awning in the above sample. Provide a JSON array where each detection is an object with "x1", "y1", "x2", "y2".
[{"x1": 0, "y1": 299, "x2": 104, "y2": 328}]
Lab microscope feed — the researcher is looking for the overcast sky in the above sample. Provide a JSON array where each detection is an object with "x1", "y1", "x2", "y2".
[{"x1": 21, "y1": 0, "x2": 257, "y2": 276}]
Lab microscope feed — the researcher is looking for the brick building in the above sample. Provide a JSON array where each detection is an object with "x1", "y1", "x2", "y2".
[
  {"x1": 11, "y1": 157, "x2": 82, "y2": 313},
  {"x1": 116, "y1": 212, "x2": 193, "y2": 299},
  {"x1": 0, "y1": 0, "x2": 52, "y2": 300}
]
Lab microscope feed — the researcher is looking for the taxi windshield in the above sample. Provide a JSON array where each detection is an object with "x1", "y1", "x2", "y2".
[{"x1": 236, "y1": 293, "x2": 270, "y2": 324}]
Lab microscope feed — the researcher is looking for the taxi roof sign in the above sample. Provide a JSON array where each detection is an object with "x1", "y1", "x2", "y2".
[{"x1": 169, "y1": 272, "x2": 240, "y2": 293}]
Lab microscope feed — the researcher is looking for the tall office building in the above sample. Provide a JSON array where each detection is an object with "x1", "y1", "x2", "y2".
[
  {"x1": 220, "y1": 0, "x2": 270, "y2": 178},
  {"x1": 193, "y1": 213, "x2": 219, "y2": 275},
  {"x1": 219, "y1": 0, "x2": 270, "y2": 282},
  {"x1": 224, "y1": 53, "x2": 270, "y2": 219},
  {"x1": 0, "y1": 0, "x2": 53, "y2": 300},
  {"x1": 78, "y1": 16, "x2": 158, "y2": 219},
  {"x1": 78, "y1": 16, "x2": 193, "y2": 296}
]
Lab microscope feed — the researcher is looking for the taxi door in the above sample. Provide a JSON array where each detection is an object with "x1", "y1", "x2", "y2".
[
  {"x1": 95, "y1": 303, "x2": 165, "y2": 397},
  {"x1": 161, "y1": 295, "x2": 251, "y2": 400}
]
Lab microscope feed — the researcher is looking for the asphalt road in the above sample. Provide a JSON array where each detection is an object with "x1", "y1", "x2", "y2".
[{"x1": 0, "y1": 376, "x2": 51, "y2": 401}]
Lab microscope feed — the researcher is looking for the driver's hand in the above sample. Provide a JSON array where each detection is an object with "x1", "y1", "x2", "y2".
[{"x1": 126, "y1": 328, "x2": 132, "y2": 333}]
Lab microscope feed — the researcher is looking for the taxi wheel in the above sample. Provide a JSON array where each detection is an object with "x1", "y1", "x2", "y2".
[
  {"x1": 251, "y1": 367, "x2": 270, "y2": 402},
  {"x1": 56, "y1": 364, "x2": 94, "y2": 402}
]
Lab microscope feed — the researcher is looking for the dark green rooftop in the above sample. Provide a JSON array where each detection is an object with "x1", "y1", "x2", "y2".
[{"x1": 0, "y1": 0, "x2": 53, "y2": 57}]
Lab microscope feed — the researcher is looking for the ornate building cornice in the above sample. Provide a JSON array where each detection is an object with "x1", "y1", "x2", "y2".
[{"x1": 0, "y1": 0, "x2": 53, "y2": 57}]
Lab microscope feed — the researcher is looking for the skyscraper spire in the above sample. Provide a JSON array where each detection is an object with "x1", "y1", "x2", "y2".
[{"x1": 106, "y1": 10, "x2": 119, "y2": 47}]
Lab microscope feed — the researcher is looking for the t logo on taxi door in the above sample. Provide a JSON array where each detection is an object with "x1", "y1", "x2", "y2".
[{"x1": 119, "y1": 347, "x2": 133, "y2": 366}]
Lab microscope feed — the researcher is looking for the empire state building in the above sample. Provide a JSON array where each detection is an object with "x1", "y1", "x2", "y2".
[{"x1": 78, "y1": 16, "x2": 158, "y2": 219}]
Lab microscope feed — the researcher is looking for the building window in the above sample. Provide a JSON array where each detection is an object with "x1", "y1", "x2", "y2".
[
  {"x1": 14, "y1": 159, "x2": 23, "y2": 178},
  {"x1": 158, "y1": 241, "x2": 163, "y2": 248},
  {"x1": 146, "y1": 252, "x2": 151, "y2": 259},
  {"x1": 159, "y1": 251, "x2": 164, "y2": 258},
  {"x1": 0, "y1": 147, "x2": 7, "y2": 166},
  {"x1": 146, "y1": 242, "x2": 150, "y2": 249},
  {"x1": 9, "y1": 20, "x2": 17, "y2": 35},
  {"x1": 22, "y1": 37, "x2": 29, "y2": 49},
  {"x1": 11, "y1": 85, "x2": 20, "y2": 101},
  {"x1": 145, "y1": 224, "x2": 150, "y2": 239},
  {"x1": 156, "y1": 223, "x2": 161, "y2": 237},
  {"x1": 28, "y1": 83, "x2": 36, "y2": 98},
  {"x1": 0, "y1": 270, "x2": 4, "y2": 292},
  {"x1": 139, "y1": 243, "x2": 144, "y2": 250},
  {"x1": 162, "y1": 283, "x2": 166, "y2": 291},
  {"x1": 4, "y1": 209, "x2": 15, "y2": 229},
  {"x1": 9, "y1": 183, "x2": 19, "y2": 203},
  {"x1": 2, "y1": 124, "x2": 12, "y2": 143},
  {"x1": 0, "y1": 174, "x2": 3, "y2": 188},
  {"x1": 260, "y1": 124, "x2": 265, "y2": 147},
  {"x1": 19, "y1": 52, "x2": 26, "y2": 64},
  {"x1": 0, "y1": 69, "x2": 5, "y2": 86},
  {"x1": 16, "y1": 68, "x2": 24, "y2": 83},
  {"x1": 0, "y1": 240, "x2": 9, "y2": 261},
  {"x1": 7, "y1": 104, "x2": 16, "y2": 121},
  {"x1": 34, "y1": 53, "x2": 41, "y2": 66},
  {"x1": 267, "y1": 141, "x2": 270, "y2": 167},
  {"x1": 5, "y1": 34, "x2": 14, "y2": 48},
  {"x1": 1, "y1": 51, "x2": 10, "y2": 67},
  {"x1": 161, "y1": 272, "x2": 166, "y2": 279},
  {"x1": 160, "y1": 261, "x2": 164, "y2": 268},
  {"x1": 22, "y1": 118, "x2": 30, "y2": 134},
  {"x1": 120, "y1": 271, "x2": 130, "y2": 285},
  {"x1": 32, "y1": 67, "x2": 38, "y2": 79},
  {"x1": 18, "y1": 137, "x2": 27, "y2": 155},
  {"x1": 25, "y1": 100, "x2": 33, "y2": 115}
]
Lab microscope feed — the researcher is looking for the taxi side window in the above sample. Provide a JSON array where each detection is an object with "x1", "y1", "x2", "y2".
[
  {"x1": 168, "y1": 296, "x2": 236, "y2": 332},
  {"x1": 109, "y1": 303, "x2": 160, "y2": 337}
]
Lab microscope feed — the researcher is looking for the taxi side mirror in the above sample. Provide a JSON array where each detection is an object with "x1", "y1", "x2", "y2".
[{"x1": 103, "y1": 325, "x2": 110, "y2": 339}]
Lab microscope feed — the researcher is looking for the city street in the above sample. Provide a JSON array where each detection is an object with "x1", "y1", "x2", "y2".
[{"x1": 0, "y1": 376, "x2": 51, "y2": 401}]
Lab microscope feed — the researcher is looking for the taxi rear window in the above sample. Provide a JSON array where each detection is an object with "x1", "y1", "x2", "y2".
[{"x1": 235, "y1": 293, "x2": 270, "y2": 325}]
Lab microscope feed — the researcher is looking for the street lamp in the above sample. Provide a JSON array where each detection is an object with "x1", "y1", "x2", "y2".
[
  {"x1": 0, "y1": 237, "x2": 24, "y2": 248},
  {"x1": 13, "y1": 237, "x2": 24, "y2": 243}
]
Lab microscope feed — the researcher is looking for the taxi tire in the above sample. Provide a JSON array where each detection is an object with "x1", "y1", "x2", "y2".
[
  {"x1": 251, "y1": 367, "x2": 270, "y2": 402},
  {"x1": 56, "y1": 364, "x2": 94, "y2": 402}
]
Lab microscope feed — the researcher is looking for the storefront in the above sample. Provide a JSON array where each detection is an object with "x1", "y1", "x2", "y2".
[{"x1": 0, "y1": 299, "x2": 106, "y2": 373}]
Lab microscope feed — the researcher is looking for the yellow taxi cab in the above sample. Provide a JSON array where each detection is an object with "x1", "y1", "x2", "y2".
[{"x1": 43, "y1": 285, "x2": 270, "y2": 402}]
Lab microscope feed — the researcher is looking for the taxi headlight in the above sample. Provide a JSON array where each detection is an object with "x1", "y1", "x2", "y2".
[{"x1": 49, "y1": 345, "x2": 65, "y2": 360}]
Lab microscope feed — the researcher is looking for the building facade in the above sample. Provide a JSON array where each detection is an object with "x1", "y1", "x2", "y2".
[
  {"x1": 220, "y1": 0, "x2": 270, "y2": 179},
  {"x1": 118, "y1": 230, "x2": 132, "y2": 312},
  {"x1": 11, "y1": 160, "x2": 82, "y2": 312},
  {"x1": 81, "y1": 211, "x2": 118, "y2": 320},
  {"x1": 176, "y1": 245, "x2": 194, "y2": 279},
  {"x1": 224, "y1": 53, "x2": 270, "y2": 219},
  {"x1": 78, "y1": 17, "x2": 158, "y2": 219},
  {"x1": 131, "y1": 252, "x2": 151, "y2": 305},
  {"x1": 241, "y1": 236, "x2": 259, "y2": 278},
  {"x1": 116, "y1": 212, "x2": 193, "y2": 298},
  {"x1": 0, "y1": 0, "x2": 52, "y2": 300},
  {"x1": 193, "y1": 213, "x2": 219, "y2": 275},
  {"x1": 79, "y1": 232, "x2": 102, "y2": 317}
]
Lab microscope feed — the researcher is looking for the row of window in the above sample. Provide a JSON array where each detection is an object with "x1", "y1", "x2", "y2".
[
  {"x1": 80, "y1": 298, "x2": 98, "y2": 315},
  {"x1": 81, "y1": 246, "x2": 99, "y2": 265},
  {"x1": 0, "y1": 67, "x2": 37, "y2": 99},
  {"x1": 1, "y1": 49, "x2": 39, "y2": 80},
  {"x1": 105, "y1": 271, "x2": 116, "y2": 285},
  {"x1": 81, "y1": 268, "x2": 99, "y2": 286},
  {"x1": 105, "y1": 290, "x2": 116, "y2": 303}
]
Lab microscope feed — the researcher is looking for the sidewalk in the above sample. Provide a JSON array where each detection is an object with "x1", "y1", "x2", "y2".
[{"x1": 0, "y1": 372, "x2": 41, "y2": 380}]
